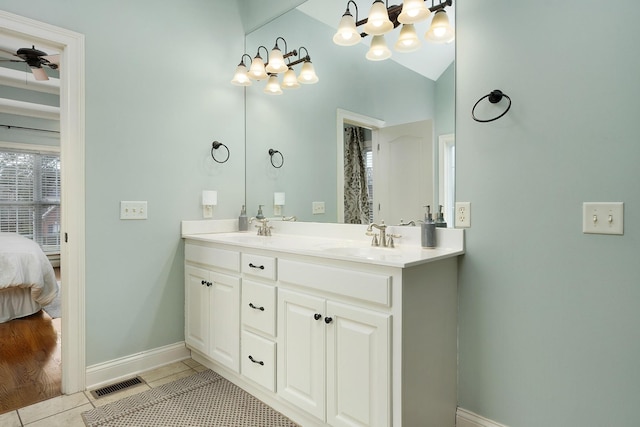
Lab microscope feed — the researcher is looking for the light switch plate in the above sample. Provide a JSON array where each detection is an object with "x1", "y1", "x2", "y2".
[
  {"x1": 583, "y1": 202, "x2": 624, "y2": 235},
  {"x1": 120, "y1": 201, "x2": 148, "y2": 220},
  {"x1": 455, "y1": 202, "x2": 471, "y2": 228},
  {"x1": 312, "y1": 201, "x2": 325, "y2": 214}
]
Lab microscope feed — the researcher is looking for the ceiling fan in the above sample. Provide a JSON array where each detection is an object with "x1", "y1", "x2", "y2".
[{"x1": 0, "y1": 45, "x2": 60, "y2": 81}]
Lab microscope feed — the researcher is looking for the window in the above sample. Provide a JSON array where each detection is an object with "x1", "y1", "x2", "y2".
[{"x1": 0, "y1": 148, "x2": 60, "y2": 253}]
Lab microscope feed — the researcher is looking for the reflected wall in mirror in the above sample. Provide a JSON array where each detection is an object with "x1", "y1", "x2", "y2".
[{"x1": 244, "y1": 1, "x2": 455, "y2": 226}]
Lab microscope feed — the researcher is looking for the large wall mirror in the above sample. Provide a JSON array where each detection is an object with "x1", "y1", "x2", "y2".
[{"x1": 244, "y1": 0, "x2": 455, "y2": 226}]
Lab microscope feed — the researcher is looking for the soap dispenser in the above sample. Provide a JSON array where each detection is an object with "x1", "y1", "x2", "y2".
[
  {"x1": 256, "y1": 205, "x2": 265, "y2": 220},
  {"x1": 238, "y1": 205, "x2": 248, "y2": 231},
  {"x1": 421, "y1": 205, "x2": 436, "y2": 248},
  {"x1": 435, "y1": 205, "x2": 447, "y2": 228}
]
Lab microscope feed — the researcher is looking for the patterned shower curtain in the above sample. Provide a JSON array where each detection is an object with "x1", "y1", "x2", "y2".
[{"x1": 343, "y1": 126, "x2": 371, "y2": 224}]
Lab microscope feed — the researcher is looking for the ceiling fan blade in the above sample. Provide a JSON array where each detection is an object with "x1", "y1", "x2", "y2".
[
  {"x1": 43, "y1": 54, "x2": 60, "y2": 65},
  {"x1": 31, "y1": 67, "x2": 49, "y2": 81}
]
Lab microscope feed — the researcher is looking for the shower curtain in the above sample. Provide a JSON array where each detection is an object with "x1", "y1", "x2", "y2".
[{"x1": 343, "y1": 126, "x2": 371, "y2": 224}]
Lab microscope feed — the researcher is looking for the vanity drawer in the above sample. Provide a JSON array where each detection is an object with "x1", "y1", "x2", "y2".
[
  {"x1": 185, "y1": 243, "x2": 240, "y2": 273},
  {"x1": 279, "y1": 259, "x2": 391, "y2": 306},
  {"x1": 241, "y1": 331, "x2": 276, "y2": 392},
  {"x1": 241, "y1": 253, "x2": 277, "y2": 281},
  {"x1": 242, "y1": 280, "x2": 276, "y2": 336}
]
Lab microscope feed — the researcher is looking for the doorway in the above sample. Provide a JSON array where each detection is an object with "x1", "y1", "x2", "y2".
[{"x1": 0, "y1": 10, "x2": 86, "y2": 394}]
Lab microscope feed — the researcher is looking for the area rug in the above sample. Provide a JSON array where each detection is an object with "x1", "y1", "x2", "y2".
[
  {"x1": 43, "y1": 281, "x2": 61, "y2": 319},
  {"x1": 81, "y1": 369, "x2": 299, "y2": 427}
]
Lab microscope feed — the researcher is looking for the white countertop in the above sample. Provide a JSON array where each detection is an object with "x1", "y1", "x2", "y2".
[{"x1": 182, "y1": 220, "x2": 464, "y2": 268}]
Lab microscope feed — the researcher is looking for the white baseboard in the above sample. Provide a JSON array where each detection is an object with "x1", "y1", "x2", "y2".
[
  {"x1": 85, "y1": 342, "x2": 191, "y2": 390},
  {"x1": 457, "y1": 408, "x2": 509, "y2": 427}
]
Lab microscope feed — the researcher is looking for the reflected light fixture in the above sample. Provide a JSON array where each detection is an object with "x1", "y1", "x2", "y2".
[
  {"x1": 333, "y1": 0, "x2": 454, "y2": 60},
  {"x1": 231, "y1": 38, "x2": 318, "y2": 95}
]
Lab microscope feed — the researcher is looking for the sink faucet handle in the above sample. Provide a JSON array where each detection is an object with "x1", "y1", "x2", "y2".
[{"x1": 371, "y1": 234, "x2": 379, "y2": 246}]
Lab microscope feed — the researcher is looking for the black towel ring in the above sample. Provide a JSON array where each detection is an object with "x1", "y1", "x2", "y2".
[
  {"x1": 211, "y1": 141, "x2": 230, "y2": 163},
  {"x1": 472, "y1": 89, "x2": 512, "y2": 123},
  {"x1": 268, "y1": 148, "x2": 284, "y2": 168}
]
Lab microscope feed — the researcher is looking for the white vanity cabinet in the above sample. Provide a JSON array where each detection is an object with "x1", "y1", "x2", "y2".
[
  {"x1": 184, "y1": 243, "x2": 241, "y2": 373},
  {"x1": 183, "y1": 233, "x2": 460, "y2": 427}
]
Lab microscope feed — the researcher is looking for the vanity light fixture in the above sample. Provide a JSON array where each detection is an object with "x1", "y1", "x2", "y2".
[
  {"x1": 333, "y1": 0, "x2": 455, "y2": 61},
  {"x1": 231, "y1": 37, "x2": 319, "y2": 95}
]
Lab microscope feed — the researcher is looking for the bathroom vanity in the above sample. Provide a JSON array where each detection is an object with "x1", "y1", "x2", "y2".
[{"x1": 181, "y1": 221, "x2": 463, "y2": 427}]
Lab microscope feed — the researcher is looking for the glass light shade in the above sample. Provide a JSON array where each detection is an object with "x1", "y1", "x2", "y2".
[
  {"x1": 425, "y1": 10, "x2": 455, "y2": 43},
  {"x1": 333, "y1": 12, "x2": 361, "y2": 46},
  {"x1": 265, "y1": 47, "x2": 288, "y2": 74},
  {"x1": 394, "y1": 24, "x2": 421, "y2": 53},
  {"x1": 362, "y1": 0, "x2": 393, "y2": 36},
  {"x1": 281, "y1": 68, "x2": 300, "y2": 89},
  {"x1": 248, "y1": 55, "x2": 268, "y2": 80},
  {"x1": 366, "y1": 35, "x2": 391, "y2": 61},
  {"x1": 263, "y1": 74, "x2": 283, "y2": 95},
  {"x1": 230, "y1": 64, "x2": 252, "y2": 86},
  {"x1": 398, "y1": 0, "x2": 431, "y2": 24},
  {"x1": 298, "y1": 61, "x2": 319, "y2": 84}
]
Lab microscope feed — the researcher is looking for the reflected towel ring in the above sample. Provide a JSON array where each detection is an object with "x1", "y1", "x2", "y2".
[
  {"x1": 472, "y1": 89, "x2": 512, "y2": 123},
  {"x1": 268, "y1": 148, "x2": 284, "y2": 168},
  {"x1": 211, "y1": 141, "x2": 230, "y2": 163}
]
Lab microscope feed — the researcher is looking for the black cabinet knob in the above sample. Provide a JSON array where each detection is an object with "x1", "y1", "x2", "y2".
[
  {"x1": 314, "y1": 313, "x2": 322, "y2": 320},
  {"x1": 201, "y1": 280, "x2": 206, "y2": 285},
  {"x1": 324, "y1": 316, "x2": 333, "y2": 324}
]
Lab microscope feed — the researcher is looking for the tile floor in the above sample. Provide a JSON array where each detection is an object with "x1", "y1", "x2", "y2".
[{"x1": 0, "y1": 358, "x2": 207, "y2": 427}]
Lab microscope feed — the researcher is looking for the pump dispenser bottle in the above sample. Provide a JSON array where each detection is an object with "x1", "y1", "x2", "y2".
[
  {"x1": 421, "y1": 205, "x2": 436, "y2": 248},
  {"x1": 256, "y1": 205, "x2": 265, "y2": 220},
  {"x1": 238, "y1": 205, "x2": 248, "y2": 231},
  {"x1": 435, "y1": 205, "x2": 447, "y2": 228}
]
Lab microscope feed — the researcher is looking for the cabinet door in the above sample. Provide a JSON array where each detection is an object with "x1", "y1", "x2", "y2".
[
  {"x1": 185, "y1": 265, "x2": 210, "y2": 354},
  {"x1": 209, "y1": 271, "x2": 241, "y2": 372},
  {"x1": 326, "y1": 301, "x2": 391, "y2": 427},
  {"x1": 277, "y1": 289, "x2": 326, "y2": 420}
]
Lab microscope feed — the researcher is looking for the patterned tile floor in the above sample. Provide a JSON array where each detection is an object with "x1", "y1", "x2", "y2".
[{"x1": 0, "y1": 359, "x2": 207, "y2": 426}]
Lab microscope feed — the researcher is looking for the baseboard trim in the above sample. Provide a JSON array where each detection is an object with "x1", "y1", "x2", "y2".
[
  {"x1": 85, "y1": 342, "x2": 190, "y2": 390},
  {"x1": 457, "y1": 408, "x2": 509, "y2": 427}
]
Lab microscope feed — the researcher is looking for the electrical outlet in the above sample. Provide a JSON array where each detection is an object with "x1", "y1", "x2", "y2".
[
  {"x1": 455, "y1": 202, "x2": 471, "y2": 228},
  {"x1": 120, "y1": 201, "x2": 148, "y2": 220},
  {"x1": 583, "y1": 202, "x2": 624, "y2": 235},
  {"x1": 312, "y1": 201, "x2": 325, "y2": 214}
]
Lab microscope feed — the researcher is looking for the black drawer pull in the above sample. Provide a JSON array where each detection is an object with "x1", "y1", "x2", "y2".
[
  {"x1": 249, "y1": 303, "x2": 265, "y2": 311},
  {"x1": 314, "y1": 313, "x2": 322, "y2": 320},
  {"x1": 249, "y1": 263, "x2": 265, "y2": 270},
  {"x1": 324, "y1": 316, "x2": 333, "y2": 324},
  {"x1": 248, "y1": 355, "x2": 264, "y2": 366}
]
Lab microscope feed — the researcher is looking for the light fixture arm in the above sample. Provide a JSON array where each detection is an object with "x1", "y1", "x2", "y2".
[
  {"x1": 237, "y1": 53, "x2": 253, "y2": 67},
  {"x1": 345, "y1": 0, "x2": 359, "y2": 21},
  {"x1": 287, "y1": 46, "x2": 311, "y2": 67},
  {"x1": 255, "y1": 45, "x2": 269, "y2": 61}
]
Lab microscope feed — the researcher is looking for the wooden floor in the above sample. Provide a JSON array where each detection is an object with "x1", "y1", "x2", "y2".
[{"x1": 0, "y1": 308, "x2": 62, "y2": 414}]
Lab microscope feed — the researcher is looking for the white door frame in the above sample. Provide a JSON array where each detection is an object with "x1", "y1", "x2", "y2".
[{"x1": 0, "y1": 10, "x2": 86, "y2": 393}]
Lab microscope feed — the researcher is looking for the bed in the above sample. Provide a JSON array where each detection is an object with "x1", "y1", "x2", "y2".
[{"x1": 0, "y1": 232, "x2": 58, "y2": 323}]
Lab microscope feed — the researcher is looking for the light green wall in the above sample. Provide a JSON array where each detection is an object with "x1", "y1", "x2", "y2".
[
  {"x1": 456, "y1": 1, "x2": 640, "y2": 426},
  {"x1": 435, "y1": 61, "x2": 454, "y2": 138},
  {"x1": 0, "y1": 0, "x2": 246, "y2": 365}
]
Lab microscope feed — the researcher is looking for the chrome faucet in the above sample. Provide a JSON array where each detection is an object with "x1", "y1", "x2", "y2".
[
  {"x1": 366, "y1": 220, "x2": 401, "y2": 248},
  {"x1": 250, "y1": 217, "x2": 273, "y2": 236}
]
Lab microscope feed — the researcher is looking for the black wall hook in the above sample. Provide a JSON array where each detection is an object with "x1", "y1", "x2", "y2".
[
  {"x1": 472, "y1": 89, "x2": 512, "y2": 123},
  {"x1": 211, "y1": 141, "x2": 230, "y2": 163},
  {"x1": 268, "y1": 148, "x2": 284, "y2": 168}
]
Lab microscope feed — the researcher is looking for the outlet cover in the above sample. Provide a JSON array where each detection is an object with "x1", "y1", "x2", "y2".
[{"x1": 455, "y1": 202, "x2": 471, "y2": 228}]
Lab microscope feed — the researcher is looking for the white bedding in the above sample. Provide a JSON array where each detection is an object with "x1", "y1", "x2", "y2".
[{"x1": 0, "y1": 232, "x2": 58, "y2": 322}]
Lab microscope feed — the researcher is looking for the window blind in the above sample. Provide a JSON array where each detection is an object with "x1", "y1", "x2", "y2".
[{"x1": 0, "y1": 149, "x2": 61, "y2": 252}]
